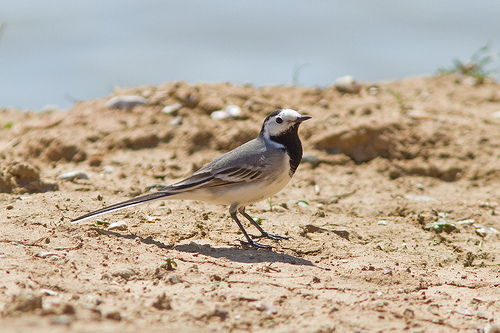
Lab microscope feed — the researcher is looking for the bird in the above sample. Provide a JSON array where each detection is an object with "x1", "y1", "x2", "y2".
[{"x1": 71, "y1": 109, "x2": 311, "y2": 249}]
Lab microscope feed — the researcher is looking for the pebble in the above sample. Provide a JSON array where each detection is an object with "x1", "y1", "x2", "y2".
[
  {"x1": 40, "y1": 289, "x2": 58, "y2": 296},
  {"x1": 105, "y1": 95, "x2": 148, "y2": 109},
  {"x1": 57, "y1": 171, "x2": 89, "y2": 181},
  {"x1": 334, "y1": 75, "x2": 362, "y2": 94},
  {"x1": 457, "y1": 219, "x2": 475, "y2": 225},
  {"x1": 403, "y1": 195, "x2": 437, "y2": 202},
  {"x1": 424, "y1": 219, "x2": 457, "y2": 233},
  {"x1": 301, "y1": 153, "x2": 320, "y2": 167},
  {"x1": 297, "y1": 200, "x2": 309, "y2": 208},
  {"x1": 252, "y1": 301, "x2": 277, "y2": 315},
  {"x1": 211, "y1": 105, "x2": 242, "y2": 120},
  {"x1": 170, "y1": 116, "x2": 183, "y2": 126},
  {"x1": 108, "y1": 221, "x2": 128, "y2": 231},
  {"x1": 102, "y1": 165, "x2": 114, "y2": 174},
  {"x1": 35, "y1": 251, "x2": 60, "y2": 258},
  {"x1": 314, "y1": 185, "x2": 321, "y2": 195},
  {"x1": 474, "y1": 224, "x2": 499, "y2": 238},
  {"x1": 378, "y1": 220, "x2": 388, "y2": 226},
  {"x1": 162, "y1": 102, "x2": 182, "y2": 114}
]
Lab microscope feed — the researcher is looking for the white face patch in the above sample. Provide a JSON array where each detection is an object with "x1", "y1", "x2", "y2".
[{"x1": 263, "y1": 109, "x2": 302, "y2": 138}]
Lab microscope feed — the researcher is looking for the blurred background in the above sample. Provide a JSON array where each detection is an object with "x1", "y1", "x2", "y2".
[{"x1": 1, "y1": 0, "x2": 499, "y2": 111}]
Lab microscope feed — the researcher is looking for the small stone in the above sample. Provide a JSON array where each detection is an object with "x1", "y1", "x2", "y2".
[
  {"x1": 35, "y1": 251, "x2": 60, "y2": 258},
  {"x1": 210, "y1": 105, "x2": 242, "y2": 120},
  {"x1": 40, "y1": 289, "x2": 58, "y2": 296},
  {"x1": 102, "y1": 165, "x2": 114, "y2": 174},
  {"x1": 314, "y1": 185, "x2": 321, "y2": 195},
  {"x1": 378, "y1": 220, "x2": 388, "y2": 226},
  {"x1": 403, "y1": 195, "x2": 437, "y2": 202},
  {"x1": 6, "y1": 204, "x2": 13, "y2": 210},
  {"x1": 57, "y1": 171, "x2": 89, "y2": 181},
  {"x1": 297, "y1": 200, "x2": 309, "y2": 208},
  {"x1": 457, "y1": 219, "x2": 475, "y2": 225},
  {"x1": 105, "y1": 95, "x2": 147, "y2": 109},
  {"x1": 301, "y1": 154, "x2": 320, "y2": 167},
  {"x1": 108, "y1": 221, "x2": 128, "y2": 231},
  {"x1": 162, "y1": 102, "x2": 182, "y2": 114},
  {"x1": 491, "y1": 111, "x2": 500, "y2": 119},
  {"x1": 474, "y1": 224, "x2": 499, "y2": 238},
  {"x1": 334, "y1": 75, "x2": 362, "y2": 94},
  {"x1": 424, "y1": 219, "x2": 457, "y2": 234},
  {"x1": 170, "y1": 116, "x2": 183, "y2": 126},
  {"x1": 252, "y1": 301, "x2": 277, "y2": 315}
]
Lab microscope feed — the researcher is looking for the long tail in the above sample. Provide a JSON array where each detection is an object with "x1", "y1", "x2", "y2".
[{"x1": 71, "y1": 190, "x2": 174, "y2": 224}]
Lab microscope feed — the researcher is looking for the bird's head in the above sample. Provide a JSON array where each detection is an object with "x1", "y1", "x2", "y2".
[{"x1": 260, "y1": 109, "x2": 311, "y2": 140}]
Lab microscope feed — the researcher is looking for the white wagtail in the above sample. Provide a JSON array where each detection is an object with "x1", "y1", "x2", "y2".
[{"x1": 72, "y1": 109, "x2": 311, "y2": 249}]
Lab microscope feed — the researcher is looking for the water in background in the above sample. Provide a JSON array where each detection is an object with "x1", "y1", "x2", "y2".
[{"x1": 1, "y1": 0, "x2": 499, "y2": 110}]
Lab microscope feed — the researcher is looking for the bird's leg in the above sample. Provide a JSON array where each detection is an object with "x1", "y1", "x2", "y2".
[
  {"x1": 229, "y1": 205, "x2": 272, "y2": 250},
  {"x1": 238, "y1": 207, "x2": 291, "y2": 241}
]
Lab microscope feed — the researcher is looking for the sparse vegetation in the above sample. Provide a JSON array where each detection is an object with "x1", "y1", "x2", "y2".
[
  {"x1": 386, "y1": 87, "x2": 411, "y2": 112},
  {"x1": 440, "y1": 44, "x2": 499, "y2": 84}
]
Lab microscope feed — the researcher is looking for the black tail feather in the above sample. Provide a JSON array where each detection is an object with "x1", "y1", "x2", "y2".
[{"x1": 71, "y1": 191, "x2": 173, "y2": 223}]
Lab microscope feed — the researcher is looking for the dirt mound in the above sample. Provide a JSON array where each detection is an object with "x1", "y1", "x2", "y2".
[{"x1": 0, "y1": 162, "x2": 57, "y2": 193}]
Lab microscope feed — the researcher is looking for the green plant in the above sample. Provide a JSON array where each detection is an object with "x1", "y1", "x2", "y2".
[
  {"x1": 267, "y1": 197, "x2": 274, "y2": 211},
  {"x1": 439, "y1": 44, "x2": 499, "y2": 84},
  {"x1": 386, "y1": 88, "x2": 410, "y2": 112}
]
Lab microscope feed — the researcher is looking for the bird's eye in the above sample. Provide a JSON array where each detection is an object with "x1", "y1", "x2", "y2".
[{"x1": 276, "y1": 117, "x2": 283, "y2": 124}]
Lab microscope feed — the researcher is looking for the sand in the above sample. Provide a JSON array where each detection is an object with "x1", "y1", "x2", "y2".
[{"x1": 0, "y1": 74, "x2": 499, "y2": 332}]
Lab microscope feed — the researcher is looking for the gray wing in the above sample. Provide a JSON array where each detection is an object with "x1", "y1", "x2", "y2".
[{"x1": 170, "y1": 137, "x2": 279, "y2": 191}]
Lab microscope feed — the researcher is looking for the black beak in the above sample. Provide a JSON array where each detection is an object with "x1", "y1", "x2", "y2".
[{"x1": 296, "y1": 115, "x2": 312, "y2": 123}]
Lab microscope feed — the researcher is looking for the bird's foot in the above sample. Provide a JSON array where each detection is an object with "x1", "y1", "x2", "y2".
[
  {"x1": 250, "y1": 232, "x2": 291, "y2": 241},
  {"x1": 237, "y1": 239, "x2": 273, "y2": 250}
]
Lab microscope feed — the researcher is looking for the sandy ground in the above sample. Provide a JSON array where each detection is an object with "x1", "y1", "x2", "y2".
[{"x1": 1, "y1": 75, "x2": 500, "y2": 332}]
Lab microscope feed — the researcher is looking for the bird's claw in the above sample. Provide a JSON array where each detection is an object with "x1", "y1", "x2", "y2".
[
  {"x1": 250, "y1": 232, "x2": 291, "y2": 241},
  {"x1": 237, "y1": 239, "x2": 273, "y2": 250}
]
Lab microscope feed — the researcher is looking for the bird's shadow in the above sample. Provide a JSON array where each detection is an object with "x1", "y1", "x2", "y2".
[{"x1": 101, "y1": 230, "x2": 314, "y2": 266}]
